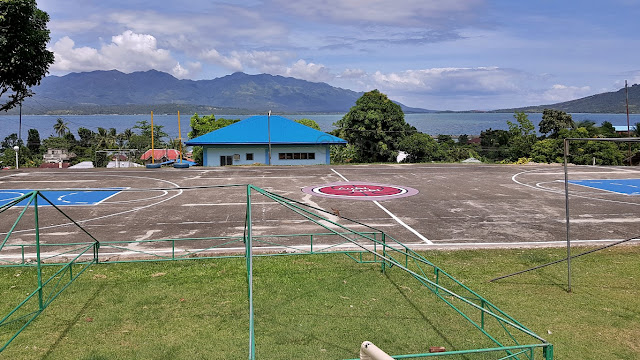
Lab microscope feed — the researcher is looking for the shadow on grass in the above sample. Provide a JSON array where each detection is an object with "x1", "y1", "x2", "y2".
[
  {"x1": 40, "y1": 283, "x2": 107, "y2": 360},
  {"x1": 384, "y1": 273, "x2": 460, "y2": 353}
]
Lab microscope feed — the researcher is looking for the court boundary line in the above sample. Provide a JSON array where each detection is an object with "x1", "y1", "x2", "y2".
[
  {"x1": 330, "y1": 169, "x2": 433, "y2": 245},
  {"x1": 0, "y1": 187, "x2": 128, "y2": 207},
  {"x1": 512, "y1": 167, "x2": 640, "y2": 207},
  {"x1": 0, "y1": 174, "x2": 184, "y2": 236},
  {"x1": 567, "y1": 179, "x2": 640, "y2": 196}
]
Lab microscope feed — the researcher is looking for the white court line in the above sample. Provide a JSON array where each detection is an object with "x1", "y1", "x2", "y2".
[
  {"x1": 3, "y1": 180, "x2": 99, "y2": 183},
  {"x1": 4, "y1": 238, "x2": 637, "y2": 261},
  {"x1": 0, "y1": 174, "x2": 183, "y2": 236},
  {"x1": 182, "y1": 202, "x2": 273, "y2": 206},
  {"x1": 330, "y1": 169, "x2": 433, "y2": 245},
  {"x1": 513, "y1": 168, "x2": 640, "y2": 207}
]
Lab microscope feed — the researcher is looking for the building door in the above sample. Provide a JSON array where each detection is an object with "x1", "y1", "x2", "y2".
[{"x1": 220, "y1": 155, "x2": 233, "y2": 166}]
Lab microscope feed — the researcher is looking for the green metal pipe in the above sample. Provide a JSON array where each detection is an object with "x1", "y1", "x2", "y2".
[
  {"x1": 0, "y1": 192, "x2": 36, "y2": 251},
  {"x1": 34, "y1": 194, "x2": 43, "y2": 311},
  {"x1": 253, "y1": 187, "x2": 544, "y2": 342},
  {"x1": 245, "y1": 185, "x2": 256, "y2": 360},
  {"x1": 343, "y1": 343, "x2": 551, "y2": 359}
]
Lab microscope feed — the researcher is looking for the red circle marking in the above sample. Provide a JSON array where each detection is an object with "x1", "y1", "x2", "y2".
[
  {"x1": 316, "y1": 184, "x2": 404, "y2": 197},
  {"x1": 302, "y1": 182, "x2": 418, "y2": 201}
]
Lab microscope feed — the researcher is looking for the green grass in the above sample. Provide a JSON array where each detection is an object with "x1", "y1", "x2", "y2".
[{"x1": 1, "y1": 246, "x2": 639, "y2": 359}]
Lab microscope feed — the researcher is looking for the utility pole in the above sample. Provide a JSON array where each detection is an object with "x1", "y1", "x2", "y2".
[
  {"x1": 626, "y1": 80, "x2": 631, "y2": 166},
  {"x1": 19, "y1": 102, "x2": 22, "y2": 145},
  {"x1": 267, "y1": 110, "x2": 272, "y2": 165}
]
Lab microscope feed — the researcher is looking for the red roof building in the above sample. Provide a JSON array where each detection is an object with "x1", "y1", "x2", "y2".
[{"x1": 140, "y1": 149, "x2": 192, "y2": 164}]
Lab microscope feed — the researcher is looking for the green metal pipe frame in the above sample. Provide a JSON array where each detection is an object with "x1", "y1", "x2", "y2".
[{"x1": 0, "y1": 187, "x2": 552, "y2": 359}]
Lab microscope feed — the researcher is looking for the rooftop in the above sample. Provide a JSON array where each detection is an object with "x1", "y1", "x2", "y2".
[{"x1": 185, "y1": 115, "x2": 347, "y2": 145}]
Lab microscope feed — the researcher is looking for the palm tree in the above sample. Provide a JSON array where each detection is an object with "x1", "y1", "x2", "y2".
[
  {"x1": 53, "y1": 118, "x2": 69, "y2": 137},
  {"x1": 95, "y1": 127, "x2": 116, "y2": 149},
  {"x1": 121, "y1": 128, "x2": 133, "y2": 141}
]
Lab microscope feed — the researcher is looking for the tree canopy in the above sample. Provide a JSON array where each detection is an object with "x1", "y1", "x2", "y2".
[
  {"x1": 539, "y1": 109, "x2": 574, "y2": 137},
  {"x1": 188, "y1": 113, "x2": 239, "y2": 139},
  {"x1": 295, "y1": 118, "x2": 321, "y2": 130},
  {"x1": 398, "y1": 133, "x2": 439, "y2": 163},
  {"x1": 0, "y1": 0, "x2": 55, "y2": 111},
  {"x1": 333, "y1": 89, "x2": 416, "y2": 162},
  {"x1": 506, "y1": 112, "x2": 537, "y2": 161},
  {"x1": 188, "y1": 113, "x2": 240, "y2": 165}
]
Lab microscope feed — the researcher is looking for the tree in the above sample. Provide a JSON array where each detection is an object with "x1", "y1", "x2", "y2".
[
  {"x1": 0, "y1": 0, "x2": 55, "y2": 111},
  {"x1": 479, "y1": 128, "x2": 510, "y2": 161},
  {"x1": 575, "y1": 119, "x2": 598, "y2": 137},
  {"x1": 1, "y1": 133, "x2": 20, "y2": 150},
  {"x1": 26, "y1": 128, "x2": 41, "y2": 153},
  {"x1": 53, "y1": 118, "x2": 69, "y2": 137},
  {"x1": 0, "y1": 144, "x2": 28, "y2": 168},
  {"x1": 188, "y1": 114, "x2": 240, "y2": 165},
  {"x1": 531, "y1": 138, "x2": 562, "y2": 163},
  {"x1": 506, "y1": 112, "x2": 537, "y2": 160},
  {"x1": 120, "y1": 128, "x2": 134, "y2": 145},
  {"x1": 295, "y1": 118, "x2": 321, "y2": 130},
  {"x1": 94, "y1": 127, "x2": 116, "y2": 149},
  {"x1": 599, "y1": 121, "x2": 617, "y2": 137},
  {"x1": 77, "y1": 127, "x2": 95, "y2": 148},
  {"x1": 333, "y1": 90, "x2": 416, "y2": 162},
  {"x1": 132, "y1": 120, "x2": 169, "y2": 150},
  {"x1": 436, "y1": 134, "x2": 455, "y2": 146},
  {"x1": 539, "y1": 109, "x2": 574, "y2": 138},
  {"x1": 42, "y1": 136, "x2": 74, "y2": 151},
  {"x1": 398, "y1": 133, "x2": 439, "y2": 163},
  {"x1": 188, "y1": 114, "x2": 239, "y2": 138},
  {"x1": 330, "y1": 144, "x2": 358, "y2": 164}
]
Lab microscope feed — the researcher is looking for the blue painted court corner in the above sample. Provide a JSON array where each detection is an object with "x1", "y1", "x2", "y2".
[
  {"x1": 568, "y1": 179, "x2": 640, "y2": 195},
  {"x1": 0, "y1": 189, "x2": 124, "y2": 207}
]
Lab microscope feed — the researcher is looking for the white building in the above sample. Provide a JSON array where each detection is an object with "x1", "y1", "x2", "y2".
[{"x1": 185, "y1": 115, "x2": 347, "y2": 167}]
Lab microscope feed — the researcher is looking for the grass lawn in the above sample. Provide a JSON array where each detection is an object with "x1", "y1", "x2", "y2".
[{"x1": 0, "y1": 245, "x2": 639, "y2": 359}]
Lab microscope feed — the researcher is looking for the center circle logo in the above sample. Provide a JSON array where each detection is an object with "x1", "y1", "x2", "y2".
[{"x1": 302, "y1": 182, "x2": 418, "y2": 201}]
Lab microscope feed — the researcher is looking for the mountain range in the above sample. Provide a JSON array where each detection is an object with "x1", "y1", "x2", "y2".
[
  {"x1": 496, "y1": 84, "x2": 640, "y2": 114},
  {"x1": 12, "y1": 70, "x2": 430, "y2": 115},
  {"x1": 6, "y1": 69, "x2": 640, "y2": 115}
]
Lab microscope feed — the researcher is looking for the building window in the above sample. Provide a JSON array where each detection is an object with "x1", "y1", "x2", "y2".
[
  {"x1": 246, "y1": 153, "x2": 254, "y2": 161},
  {"x1": 278, "y1": 152, "x2": 315, "y2": 160}
]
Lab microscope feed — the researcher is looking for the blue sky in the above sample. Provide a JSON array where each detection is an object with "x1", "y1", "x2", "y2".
[{"x1": 38, "y1": 0, "x2": 640, "y2": 111}]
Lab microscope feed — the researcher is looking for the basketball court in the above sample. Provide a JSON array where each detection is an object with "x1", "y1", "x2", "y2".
[{"x1": 1, "y1": 163, "x2": 640, "y2": 262}]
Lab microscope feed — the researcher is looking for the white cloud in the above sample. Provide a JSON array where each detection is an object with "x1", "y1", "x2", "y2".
[
  {"x1": 200, "y1": 49, "x2": 244, "y2": 72},
  {"x1": 283, "y1": 60, "x2": 332, "y2": 82},
  {"x1": 339, "y1": 68, "x2": 367, "y2": 79},
  {"x1": 198, "y1": 49, "x2": 333, "y2": 82},
  {"x1": 272, "y1": 0, "x2": 483, "y2": 27},
  {"x1": 49, "y1": 30, "x2": 194, "y2": 77},
  {"x1": 368, "y1": 67, "x2": 522, "y2": 94},
  {"x1": 539, "y1": 84, "x2": 592, "y2": 103},
  {"x1": 199, "y1": 49, "x2": 294, "y2": 74},
  {"x1": 172, "y1": 63, "x2": 190, "y2": 78}
]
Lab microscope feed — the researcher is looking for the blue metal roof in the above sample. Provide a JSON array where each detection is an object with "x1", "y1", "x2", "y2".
[{"x1": 184, "y1": 115, "x2": 347, "y2": 145}]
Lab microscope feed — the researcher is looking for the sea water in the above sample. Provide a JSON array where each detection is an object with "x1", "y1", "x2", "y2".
[{"x1": 1, "y1": 112, "x2": 639, "y2": 142}]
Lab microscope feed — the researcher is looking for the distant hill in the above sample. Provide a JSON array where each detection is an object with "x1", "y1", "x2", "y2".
[
  {"x1": 9, "y1": 70, "x2": 432, "y2": 115},
  {"x1": 496, "y1": 84, "x2": 640, "y2": 113}
]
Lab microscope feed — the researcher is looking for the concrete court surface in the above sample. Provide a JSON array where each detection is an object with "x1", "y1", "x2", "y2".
[{"x1": 1, "y1": 163, "x2": 640, "y2": 259}]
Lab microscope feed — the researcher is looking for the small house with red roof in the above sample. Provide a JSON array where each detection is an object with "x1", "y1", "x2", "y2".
[{"x1": 140, "y1": 149, "x2": 192, "y2": 165}]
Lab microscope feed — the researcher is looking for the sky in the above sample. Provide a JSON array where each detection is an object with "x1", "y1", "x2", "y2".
[{"x1": 38, "y1": 0, "x2": 640, "y2": 111}]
